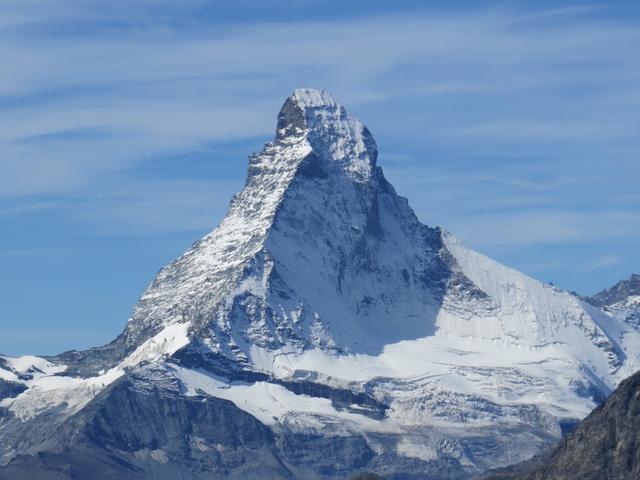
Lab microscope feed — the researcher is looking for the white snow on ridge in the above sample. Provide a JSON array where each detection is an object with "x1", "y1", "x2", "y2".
[
  {"x1": 171, "y1": 365, "x2": 389, "y2": 434},
  {"x1": 291, "y1": 88, "x2": 338, "y2": 110},
  {"x1": 0, "y1": 355, "x2": 66, "y2": 382},
  {"x1": 1, "y1": 321, "x2": 190, "y2": 421},
  {"x1": 120, "y1": 321, "x2": 190, "y2": 368},
  {"x1": 1, "y1": 368, "x2": 122, "y2": 421},
  {"x1": 605, "y1": 295, "x2": 640, "y2": 330},
  {"x1": 247, "y1": 334, "x2": 603, "y2": 423},
  {"x1": 443, "y1": 233, "x2": 640, "y2": 380}
]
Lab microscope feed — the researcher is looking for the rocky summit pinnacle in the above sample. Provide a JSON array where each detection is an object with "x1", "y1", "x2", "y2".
[
  {"x1": 274, "y1": 88, "x2": 378, "y2": 182},
  {"x1": 114, "y1": 87, "x2": 451, "y2": 360},
  {"x1": 2, "y1": 90, "x2": 640, "y2": 480}
]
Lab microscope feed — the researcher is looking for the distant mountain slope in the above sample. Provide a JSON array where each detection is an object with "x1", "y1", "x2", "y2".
[
  {"x1": 1, "y1": 90, "x2": 640, "y2": 479},
  {"x1": 584, "y1": 274, "x2": 640, "y2": 330},
  {"x1": 482, "y1": 368, "x2": 640, "y2": 480},
  {"x1": 585, "y1": 274, "x2": 640, "y2": 308}
]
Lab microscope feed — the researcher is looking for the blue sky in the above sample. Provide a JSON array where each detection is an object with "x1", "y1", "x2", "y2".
[{"x1": 1, "y1": 0, "x2": 639, "y2": 355}]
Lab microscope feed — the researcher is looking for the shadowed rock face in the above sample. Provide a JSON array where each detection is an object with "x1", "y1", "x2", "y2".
[
  {"x1": 4, "y1": 371, "x2": 270, "y2": 478},
  {"x1": 350, "y1": 474, "x2": 385, "y2": 480},
  {"x1": 0, "y1": 380, "x2": 26, "y2": 401},
  {"x1": 482, "y1": 369, "x2": 640, "y2": 480}
]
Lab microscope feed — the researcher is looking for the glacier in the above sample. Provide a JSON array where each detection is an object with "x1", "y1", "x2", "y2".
[{"x1": 1, "y1": 88, "x2": 639, "y2": 479}]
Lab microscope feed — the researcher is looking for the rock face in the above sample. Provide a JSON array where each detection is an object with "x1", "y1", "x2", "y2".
[
  {"x1": 585, "y1": 274, "x2": 640, "y2": 330},
  {"x1": 482, "y1": 369, "x2": 640, "y2": 480},
  {"x1": 0, "y1": 367, "x2": 287, "y2": 480},
  {"x1": 1, "y1": 89, "x2": 640, "y2": 479}
]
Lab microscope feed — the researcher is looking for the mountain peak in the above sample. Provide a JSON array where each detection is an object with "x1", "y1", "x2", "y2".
[
  {"x1": 290, "y1": 87, "x2": 338, "y2": 109},
  {"x1": 276, "y1": 88, "x2": 340, "y2": 140},
  {"x1": 275, "y1": 88, "x2": 377, "y2": 182}
]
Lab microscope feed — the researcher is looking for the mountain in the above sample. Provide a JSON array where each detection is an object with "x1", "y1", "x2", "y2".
[
  {"x1": 1, "y1": 89, "x2": 640, "y2": 479},
  {"x1": 481, "y1": 368, "x2": 640, "y2": 480},
  {"x1": 584, "y1": 274, "x2": 640, "y2": 330}
]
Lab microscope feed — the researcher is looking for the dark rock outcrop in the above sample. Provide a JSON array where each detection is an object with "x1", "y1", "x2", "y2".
[
  {"x1": 584, "y1": 274, "x2": 640, "y2": 307},
  {"x1": 0, "y1": 379, "x2": 27, "y2": 401}
]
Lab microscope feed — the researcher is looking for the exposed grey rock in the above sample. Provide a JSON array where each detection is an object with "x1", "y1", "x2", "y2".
[
  {"x1": 0, "y1": 380, "x2": 26, "y2": 402},
  {"x1": 350, "y1": 474, "x2": 385, "y2": 480},
  {"x1": 584, "y1": 274, "x2": 640, "y2": 330},
  {"x1": 584, "y1": 274, "x2": 640, "y2": 307},
  {"x1": 0, "y1": 366, "x2": 432, "y2": 479},
  {"x1": 0, "y1": 368, "x2": 289, "y2": 480}
]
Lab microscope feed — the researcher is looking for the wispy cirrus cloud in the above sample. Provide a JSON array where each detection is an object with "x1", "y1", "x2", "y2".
[{"x1": 76, "y1": 178, "x2": 240, "y2": 235}]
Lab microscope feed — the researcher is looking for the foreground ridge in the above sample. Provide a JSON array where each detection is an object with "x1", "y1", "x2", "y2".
[{"x1": 1, "y1": 89, "x2": 640, "y2": 479}]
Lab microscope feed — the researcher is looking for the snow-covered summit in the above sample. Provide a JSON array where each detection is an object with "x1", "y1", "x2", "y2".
[
  {"x1": 275, "y1": 88, "x2": 377, "y2": 182},
  {"x1": 115, "y1": 88, "x2": 403, "y2": 359},
  {"x1": 290, "y1": 88, "x2": 338, "y2": 109},
  {"x1": 40, "y1": 89, "x2": 640, "y2": 383}
]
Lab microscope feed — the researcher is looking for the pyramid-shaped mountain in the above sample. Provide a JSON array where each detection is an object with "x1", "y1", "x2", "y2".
[{"x1": 1, "y1": 89, "x2": 639, "y2": 479}]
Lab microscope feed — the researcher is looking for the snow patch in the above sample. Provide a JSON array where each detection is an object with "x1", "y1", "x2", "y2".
[
  {"x1": 1, "y1": 322, "x2": 190, "y2": 421},
  {"x1": 171, "y1": 365, "x2": 390, "y2": 433}
]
